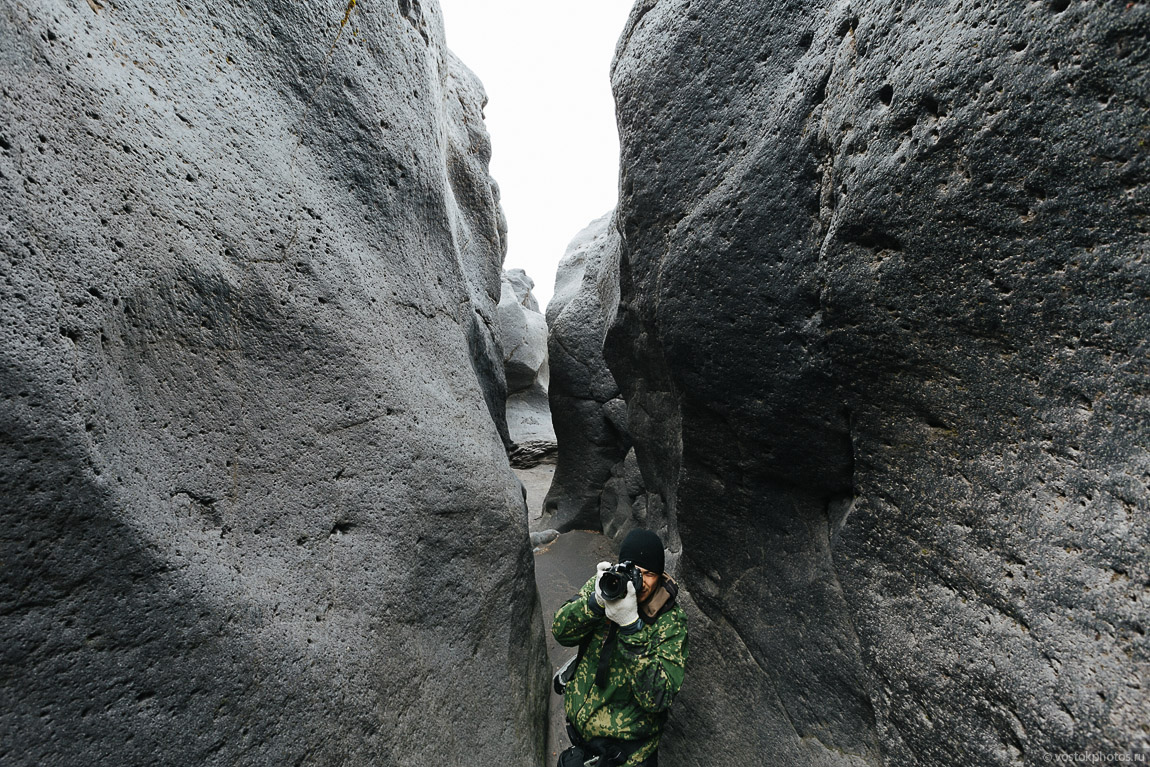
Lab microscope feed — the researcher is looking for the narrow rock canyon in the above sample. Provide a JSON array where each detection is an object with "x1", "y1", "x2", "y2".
[{"x1": 2, "y1": 1, "x2": 1146, "y2": 766}]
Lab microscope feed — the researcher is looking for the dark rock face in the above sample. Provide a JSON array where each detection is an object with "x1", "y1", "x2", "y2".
[
  {"x1": 610, "y1": 2, "x2": 1148, "y2": 766},
  {"x1": 542, "y1": 214, "x2": 631, "y2": 532},
  {"x1": 0, "y1": 2, "x2": 546, "y2": 765},
  {"x1": 543, "y1": 215, "x2": 672, "y2": 551},
  {"x1": 498, "y1": 268, "x2": 555, "y2": 450},
  {"x1": 599, "y1": 447, "x2": 672, "y2": 552}
]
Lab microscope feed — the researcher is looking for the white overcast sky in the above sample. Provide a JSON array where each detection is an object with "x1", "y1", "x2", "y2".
[{"x1": 436, "y1": 1, "x2": 635, "y2": 311}]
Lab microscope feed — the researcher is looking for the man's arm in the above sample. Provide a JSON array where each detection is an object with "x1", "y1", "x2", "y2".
[
  {"x1": 551, "y1": 575, "x2": 608, "y2": 647},
  {"x1": 618, "y1": 607, "x2": 689, "y2": 713}
]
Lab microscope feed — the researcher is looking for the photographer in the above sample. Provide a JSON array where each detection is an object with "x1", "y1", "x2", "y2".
[{"x1": 551, "y1": 529, "x2": 689, "y2": 767}]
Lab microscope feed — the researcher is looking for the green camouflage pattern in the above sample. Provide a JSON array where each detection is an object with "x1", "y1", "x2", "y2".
[{"x1": 552, "y1": 574, "x2": 689, "y2": 767}]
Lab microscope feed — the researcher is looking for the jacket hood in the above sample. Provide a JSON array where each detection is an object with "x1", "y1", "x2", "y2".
[{"x1": 640, "y1": 574, "x2": 679, "y2": 623}]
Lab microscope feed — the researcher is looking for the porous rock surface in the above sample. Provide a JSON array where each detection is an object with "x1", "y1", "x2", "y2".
[
  {"x1": 497, "y1": 268, "x2": 555, "y2": 449},
  {"x1": 0, "y1": 1, "x2": 546, "y2": 765},
  {"x1": 610, "y1": 2, "x2": 1148, "y2": 765}
]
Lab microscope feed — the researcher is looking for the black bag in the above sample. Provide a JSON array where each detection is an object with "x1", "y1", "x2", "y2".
[
  {"x1": 554, "y1": 633, "x2": 594, "y2": 695},
  {"x1": 558, "y1": 749, "x2": 656, "y2": 767},
  {"x1": 553, "y1": 653, "x2": 579, "y2": 695},
  {"x1": 558, "y1": 723, "x2": 645, "y2": 767},
  {"x1": 557, "y1": 745, "x2": 589, "y2": 767},
  {"x1": 557, "y1": 743, "x2": 619, "y2": 767}
]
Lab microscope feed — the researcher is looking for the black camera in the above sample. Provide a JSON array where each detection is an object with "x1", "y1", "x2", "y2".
[{"x1": 598, "y1": 561, "x2": 642, "y2": 601}]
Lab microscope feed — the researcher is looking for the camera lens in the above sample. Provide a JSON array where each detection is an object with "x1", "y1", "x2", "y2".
[{"x1": 599, "y1": 570, "x2": 626, "y2": 601}]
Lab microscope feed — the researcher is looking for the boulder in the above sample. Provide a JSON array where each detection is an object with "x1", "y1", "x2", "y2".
[
  {"x1": 0, "y1": 1, "x2": 546, "y2": 765},
  {"x1": 497, "y1": 269, "x2": 555, "y2": 448},
  {"x1": 505, "y1": 267, "x2": 541, "y2": 314},
  {"x1": 541, "y1": 214, "x2": 637, "y2": 533},
  {"x1": 498, "y1": 270, "x2": 548, "y2": 395},
  {"x1": 610, "y1": 2, "x2": 1148, "y2": 766}
]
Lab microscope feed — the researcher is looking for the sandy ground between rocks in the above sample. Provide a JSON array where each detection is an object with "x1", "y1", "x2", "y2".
[
  {"x1": 514, "y1": 464, "x2": 619, "y2": 765},
  {"x1": 513, "y1": 463, "x2": 555, "y2": 533},
  {"x1": 533, "y1": 530, "x2": 617, "y2": 766}
]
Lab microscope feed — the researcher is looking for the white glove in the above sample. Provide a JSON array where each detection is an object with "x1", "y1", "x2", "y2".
[
  {"x1": 593, "y1": 561, "x2": 612, "y2": 608},
  {"x1": 604, "y1": 580, "x2": 640, "y2": 629}
]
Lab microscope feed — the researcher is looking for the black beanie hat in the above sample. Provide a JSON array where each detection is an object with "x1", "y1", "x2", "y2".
[{"x1": 619, "y1": 528, "x2": 664, "y2": 575}]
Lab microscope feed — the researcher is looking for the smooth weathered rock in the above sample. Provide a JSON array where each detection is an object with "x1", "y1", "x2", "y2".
[
  {"x1": 530, "y1": 529, "x2": 560, "y2": 549},
  {"x1": 541, "y1": 216, "x2": 667, "y2": 547},
  {"x1": 505, "y1": 267, "x2": 541, "y2": 314},
  {"x1": 498, "y1": 270, "x2": 548, "y2": 394},
  {"x1": 506, "y1": 387, "x2": 556, "y2": 446},
  {"x1": 0, "y1": 2, "x2": 546, "y2": 765},
  {"x1": 497, "y1": 268, "x2": 555, "y2": 446},
  {"x1": 541, "y1": 214, "x2": 635, "y2": 533},
  {"x1": 610, "y1": 2, "x2": 1148, "y2": 766}
]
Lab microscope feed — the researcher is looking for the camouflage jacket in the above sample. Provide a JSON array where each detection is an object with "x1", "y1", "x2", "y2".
[{"x1": 552, "y1": 573, "x2": 689, "y2": 766}]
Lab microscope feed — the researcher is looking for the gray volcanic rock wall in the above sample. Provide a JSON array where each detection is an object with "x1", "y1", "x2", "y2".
[
  {"x1": 0, "y1": 1, "x2": 546, "y2": 765},
  {"x1": 498, "y1": 268, "x2": 555, "y2": 449},
  {"x1": 599, "y1": 446, "x2": 669, "y2": 551},
  {"x1": 542, "y1": 214, "x2": 671, "y2": 548},
  {"x1": 542, "y1": 214, "x2": 631, "y2": 532},
  {"x1": 610, "y1": 2, "x2": 1148, "y2": 766}
]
